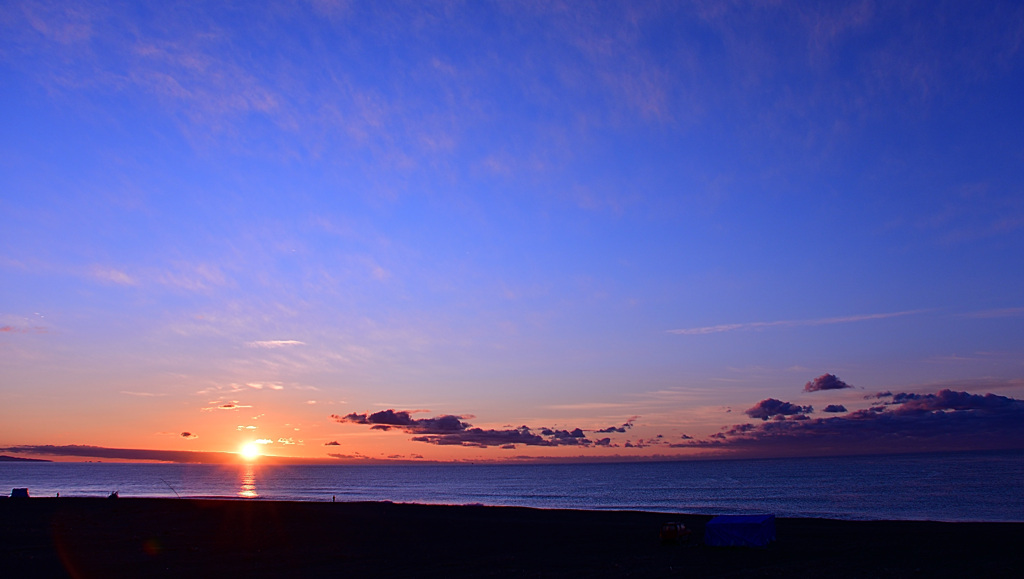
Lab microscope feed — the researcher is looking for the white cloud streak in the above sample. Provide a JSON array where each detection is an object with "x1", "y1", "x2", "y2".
[
  {"x1": 246, "y1": 340, "x2": 306, "y2": 348},
  {"x1": 246, "y1": 382, "x2": 285, "y2": 390},
  {"x1": 667, "y1": 310, "x2": 928, "y2": 335}
]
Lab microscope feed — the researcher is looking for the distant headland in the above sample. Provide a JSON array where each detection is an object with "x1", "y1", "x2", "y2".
[{"x1": 0, "y1": 455, "x2": 51, "y2": 462}]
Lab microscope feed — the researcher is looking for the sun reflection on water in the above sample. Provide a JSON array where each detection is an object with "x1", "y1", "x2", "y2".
[{"x1": 238, "y1": 464, "x2": 258, "y2": 498}]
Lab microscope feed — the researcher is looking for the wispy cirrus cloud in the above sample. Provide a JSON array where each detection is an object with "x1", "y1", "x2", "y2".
[
  {"x1": 543, "y1": 402, "x2": 634, "y2": 410},
  {"x1": 0, "y1": 325, "x2": 47, "y2": 334},
  {"x1": 958, "y1": 307, "x2": 1024, "y2": 319},
  {"x1": 246, "y1": 340, "x2": 306, "y2": 348},
  {"x1": 27, "y1": 261, "x2": 232, "y2": 293},
  {"x1": 666, "y1": 310, "x2": 927, "y2": 335},
  {"x1": 91, "y1": 266, "x2": 137, "y2": 286},
  {"x1": 155, "y1": 262, "x2": 231, "y2": 291}
]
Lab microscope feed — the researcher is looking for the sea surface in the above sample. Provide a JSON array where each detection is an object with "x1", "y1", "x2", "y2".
[{"x1": 3, "y1": 450, "x2": 1023, "y2": 522}]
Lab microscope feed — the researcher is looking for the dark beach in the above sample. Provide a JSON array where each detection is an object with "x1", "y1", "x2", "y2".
[{"x1": 2, "y1": 498, "x2": 1022, "y2": 578}]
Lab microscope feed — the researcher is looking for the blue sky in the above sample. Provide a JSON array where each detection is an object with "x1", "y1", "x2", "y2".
[{"x1": 2, "y1": 1, "x2": 1023, "y2": 462}]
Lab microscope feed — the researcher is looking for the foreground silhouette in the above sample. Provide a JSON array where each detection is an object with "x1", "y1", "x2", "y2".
[{"x1": 1, "y1": 498, "x2": 1022, "y2": 578}]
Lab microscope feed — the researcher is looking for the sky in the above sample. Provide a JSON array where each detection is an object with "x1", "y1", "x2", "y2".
[{"x1": 2, "y1": 0, "x2": 1024, "y2": 464}]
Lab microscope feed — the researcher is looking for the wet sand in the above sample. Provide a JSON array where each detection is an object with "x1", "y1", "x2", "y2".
[{"x1": 2, "y1": 497, "x2": 1022, "y2": 578}]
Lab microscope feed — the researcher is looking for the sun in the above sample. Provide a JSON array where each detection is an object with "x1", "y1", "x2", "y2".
[{"x1": 240, "y1": 442, "x2": 261, "y2": 461}]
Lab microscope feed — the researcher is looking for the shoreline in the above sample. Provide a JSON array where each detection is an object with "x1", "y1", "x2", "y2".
[
  {"x1": 3, "y1": 498, "x2": 1023, "y2": 577},
  {"x1": 6, "y1": 494, "x2": 1023, "y2": 524}
]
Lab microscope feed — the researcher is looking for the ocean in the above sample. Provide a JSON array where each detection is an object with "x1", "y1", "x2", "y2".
[{"x1": 3, "y1": 449, "x2": 1022, "y2": 522}]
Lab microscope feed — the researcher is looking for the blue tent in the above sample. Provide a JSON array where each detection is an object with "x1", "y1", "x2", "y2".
[{"x1": 704, "y1": 514, "x2": 776, "y2": 547}]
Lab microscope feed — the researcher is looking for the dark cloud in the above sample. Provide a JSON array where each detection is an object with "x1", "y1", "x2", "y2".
[
  {"x1": 324, "y1": 440, "x2": 340, "y2": 446},
  {"x1": 333, "y1": 410, "x2": 600, "y2": 448},
  {"x1": 624, "y1": 436, "x2": 669, "y2": 448},
  {"x1": 333, "y1": 410, "x2": 469, "y2": 433},
  {"x1": 823, "y1": 404, "x2": 847, "y2": 413},
  {"x1": 210, "y1": 401, "x2": 251, "y2": 411},
  {"x1": 595, "y1": 418, "x2": 637, "y2": 433},
  {"x1": 745, "y1": 398, "x2": 814, "y2": 421},
  {"x1": 890, "y1": 390, "x2": 1021, "y2": 414},
  {"x1": 804, "y1": 374, "x2": 851, "y2": 392},
  {"x1": 541, "y1": 428, "x2": 586, "y2": 440},
  {"x1": 412, "y1": 426, "x2": 547, "y2": 448},
  {"x1": 180, "y1": 432, "x2": 198, "y2": 439},
  {"x1": 677, "y1": 390, "x2": 1024, "y2": 458}
]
